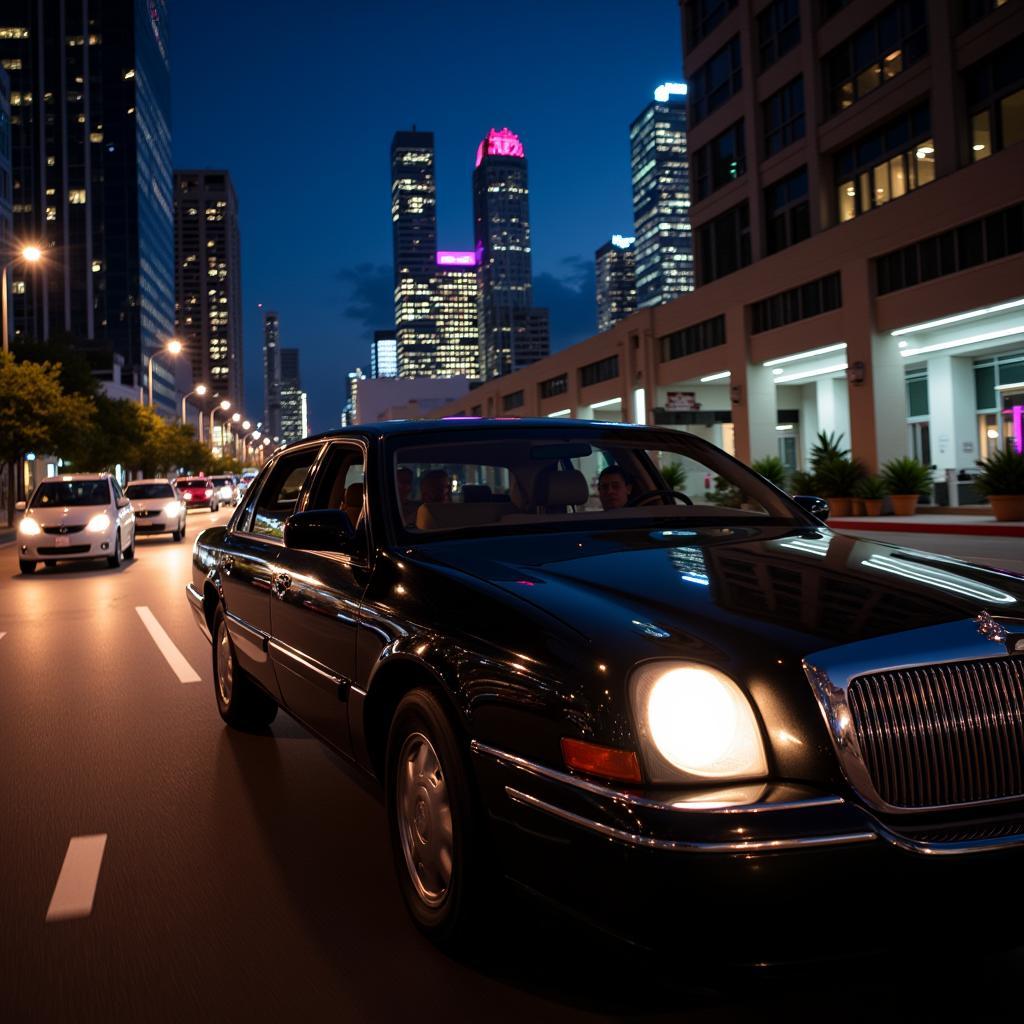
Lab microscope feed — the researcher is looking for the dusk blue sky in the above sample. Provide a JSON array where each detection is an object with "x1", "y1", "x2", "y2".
[{"x1": 171, "y1": 0, "x2": 683, "y2": 433}]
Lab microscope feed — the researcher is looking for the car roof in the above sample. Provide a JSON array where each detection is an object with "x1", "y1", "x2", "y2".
[
  {"x1": 127, "y1": 478, "x2": 175, "y2": 486},
  {"x1": 41, "y1": 473, "x2": 111, "y2": 481}
]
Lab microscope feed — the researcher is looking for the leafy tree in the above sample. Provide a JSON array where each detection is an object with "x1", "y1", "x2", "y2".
[{"x1": 0, "y1": 354, "x2": 95, "y2": 523}]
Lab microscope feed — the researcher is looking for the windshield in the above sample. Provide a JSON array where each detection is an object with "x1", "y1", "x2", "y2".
[
  {"x1": 177, "y1": 479, "x2": 210, "y2": 489},
  {"x1": 126, "y1": 483, "x2": 175, "y2": 500},
  {"x1": 212, "y1": 477, "x2": 233, "y2": 486},
  {"x1": 30, "y1": 479, "x2": 110, "y2": 508},
  {"x1": 389, "y1": 428, "x2": 802, "y2": 536}
]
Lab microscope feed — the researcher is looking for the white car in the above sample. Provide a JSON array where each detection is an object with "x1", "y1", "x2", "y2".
[
  {"x1": 16, "y1": 473, "x2": 136, "y2": 574},
  {"x1": 124, "y1": 479, "x2": 186, "y2": 542},
  {"x1": 210, "y1": 475, "x2": 238, "y2": 506}
]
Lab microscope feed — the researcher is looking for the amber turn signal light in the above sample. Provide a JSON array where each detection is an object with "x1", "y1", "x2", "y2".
[{"x1": 560, "y1": 737, "x2": 643, "y2": 783}]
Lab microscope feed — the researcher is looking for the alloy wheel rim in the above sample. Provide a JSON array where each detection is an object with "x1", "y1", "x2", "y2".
[
  {"x1": 396, "y1": 731, "x2": 453, "y2": 908},
  {"x1": 216, "y1": 623, "x2": 233, "y2": 706}
]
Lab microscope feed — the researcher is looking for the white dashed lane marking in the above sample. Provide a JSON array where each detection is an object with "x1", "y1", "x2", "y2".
[
  {"x1": 135, "y1": 606, "x2": 201, "y2": 683},
  {"x1": 46, "y1": 835, "x2": 108, "y2": 922}
]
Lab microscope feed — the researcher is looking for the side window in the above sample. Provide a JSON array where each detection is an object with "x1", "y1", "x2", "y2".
[
  {"x1": 111, "y1": 479, "x2": 123, "y2": 503},
  {"x1": 307, "y1": 443, "x2": 367, "y2": 530},
  {"x1": 249, "y1": 446, "x2": 321, "y2": 540},
  {"x1": 234, "y1": 470, "x2": 266, "y2": 533}
]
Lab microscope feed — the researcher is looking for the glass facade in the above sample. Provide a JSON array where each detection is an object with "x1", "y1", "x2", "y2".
[
  {"x1": 262, "y1": 309, "x2": 282, "y2": 438},
  {"x1": 630, "y1": 91, "x2": 693, "y2": 308},
  {"x1": 371, "y1": 330, "x2": 398, "y2": 378},
  {"x1": 594, "y1": 237, "x2": 637, "y2": 332},
  {"x1": 432, "y1": 264, "x2": 480, "y2": 379},
  {"x1": 1, "y1": 0, "x2": 175, "y2": 411}
]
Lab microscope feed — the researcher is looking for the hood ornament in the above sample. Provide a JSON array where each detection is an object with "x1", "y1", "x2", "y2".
[{"x1": 976, "y1": 611, "x2": 1008, "y2": 643}]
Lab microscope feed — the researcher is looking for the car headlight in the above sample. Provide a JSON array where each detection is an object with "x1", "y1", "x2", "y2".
[
  {"x1": 86, "y1": 513, "x2": 112, "y2": 533},
  {"x1": 163, "y1": 500, "x2": 182, "y2": 517},
  {"x1": 204, "y1": 488, "x2": 213, "y2": 497},
  {"x1": 19, "y1": 516, "x2": 41, "y2": 536},
  {"x1": 630, "y1": 663, "x2": 768, "y2": 782}
]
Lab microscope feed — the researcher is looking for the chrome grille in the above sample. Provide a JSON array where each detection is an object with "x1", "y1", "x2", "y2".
[
  {"x1": 848, "y1": 655, "x2": 1024, "y2": 808},
  {"x1": 42, "y1": 524, "x2": 85, "y2": 535}
]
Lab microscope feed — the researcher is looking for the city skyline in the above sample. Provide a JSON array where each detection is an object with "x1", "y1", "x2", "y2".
[{"x1": 169, "y1": 0, "x2": 682, "y2": 431}]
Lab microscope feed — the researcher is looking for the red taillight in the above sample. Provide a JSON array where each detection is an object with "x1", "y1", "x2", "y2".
[{"x1": 560, "y1": 737, "x2": 642, "y2": 783}]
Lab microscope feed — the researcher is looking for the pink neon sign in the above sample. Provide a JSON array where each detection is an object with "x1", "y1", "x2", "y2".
[
  {"x1": 436, "y1": 251, "x2": 480, "y2": 267},
  {"x1": 474, "y1": 127, "x2": 525, "y2": 167}
]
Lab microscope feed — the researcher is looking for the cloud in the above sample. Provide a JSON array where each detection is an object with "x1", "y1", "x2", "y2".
[
  {"x1": 335, "y1": 263, "x2": 394, "y2": 330},
  {"x1": 533, "y1": 255, "x2": 597, "y2": 352}
]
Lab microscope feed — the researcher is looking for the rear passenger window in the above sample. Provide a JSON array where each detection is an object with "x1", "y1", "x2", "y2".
[{"x1": 249, "y1": 446, "x2": 321, "y2": 539}]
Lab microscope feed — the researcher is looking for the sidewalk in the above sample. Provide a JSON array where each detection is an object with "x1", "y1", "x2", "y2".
[{"x1": 828, "y1": 514, "x2": 1024, "y2": 537}]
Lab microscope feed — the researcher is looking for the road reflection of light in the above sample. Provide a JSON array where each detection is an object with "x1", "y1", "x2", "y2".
[{"x1": 861, "y1": 554, "x2": 1016, "y2": 604}]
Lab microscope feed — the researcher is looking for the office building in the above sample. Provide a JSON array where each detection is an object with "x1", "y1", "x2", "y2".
[
  {"x1": 371, "y1": 330, "x2": 398, "y2": 378},
  {"x1": 631, "y1": 83, "x2": 694, "y2": 307},
  {"x1": 1, "y1": 0, "x2": 175, "y2": 411},
  {"x1": 429, "y1": 2, "x2": 1024, "y2": 492},
  {"x1": 173, "y1": 170, "x2": 243, "y2": 407},
  {"x1": 279, "y1": 345, "x2": 307, "y2": 443},
  {"x1": 1, "y1": 68, "x2": 12, "y2": 341},
  {"x1": 341, "y1": 366, "x2": 367, "y2": 427},
  {"x1": 262, "y1": 307, "x2": 282, "y2": 439},
  {"x1": 595, "y1": 234, "x2": 637, "y2": 331},
  {"x1": 433, "y1": 252, "x2": 480, "y2": 379},
  {"x1": 473, "y1": 127, "x2": 549, "y2": 378},
  {"x1": 391, "y1": 130, "x2": 439, "y2": 377}
]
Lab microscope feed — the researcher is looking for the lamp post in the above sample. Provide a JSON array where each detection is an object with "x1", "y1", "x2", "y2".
[
  {"x1": 2, "y1": 245, "x2": 43, "y2": 356},
  {"x1": 231, "y1": 412, "x2": 242, "y2": 459},
  {"x1": 181, "y1": 383, "x2": 208, "y2": 438},
  {"x1": 147, "y1": 338, "x2": 183, "y2": 407},
  {"x1": 241, "y1": 426, "x2": 259, "y2": 463},
  {"x1": 208, "y1": 399, "x2": 231, "y2": 453}
]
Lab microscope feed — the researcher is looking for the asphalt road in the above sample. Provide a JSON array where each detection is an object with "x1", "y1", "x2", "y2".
[{"x1": 2, "y1": 516, "x2": 1023, "y2": 1022}]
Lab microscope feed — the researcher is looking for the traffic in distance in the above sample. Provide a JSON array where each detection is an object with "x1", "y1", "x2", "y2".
[{"x1": 182, "y1": 419, "x2": 1024, "y2": 958}]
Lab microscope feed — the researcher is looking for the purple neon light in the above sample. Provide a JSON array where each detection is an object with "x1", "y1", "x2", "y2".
[
  {"x1": 1013, "y1": 405, "x2": 1023, "y2": 455},
  {"x1": 436, "y1": 250, "x2": 479, "y2": 267},
  {"x1": 474, "y1": 127, "x2": 525, "y2": 167}
]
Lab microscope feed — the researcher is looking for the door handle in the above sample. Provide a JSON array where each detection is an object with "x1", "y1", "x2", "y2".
[
  {"x1": 220, "y1": 555, "x2": 234, "y2": 575},
  {"x1": 272, "y1": 572, "x2": 292, "y2": 599}
]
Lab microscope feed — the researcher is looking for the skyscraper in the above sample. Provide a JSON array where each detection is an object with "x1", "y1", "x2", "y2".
[
  {"x1": 391, "y1": 130, "x2": 439, "y2": 377},
  {"x1": 433, "y1": 252, "x2": 480, "y2": 379},
  {"x1": 173, "y1": 171, "x2": 243, "y2": 407},
  {"x1": 630, "y1": 83, "x2": 693, "y2": 307},
  {"x1": 262, "y1": 307, "x2": 282, "y2": 439},
  {"x1": 595, "y1": 235, "x2": 637, "y2": 331},
  {"x1": 473, "y1": 127, "x2": 549, "y2": 378},
  {"x1": 1, "y1": 0, "x2": 175, "y2": 410},
  {"x1": 1, "y1": 67, "x2": 12, "y2": 341},
  {"x1": 279, "y1": 346, "x2": 307, "y2": 443},
  {"x1": 371, "y1": 330, "x2": 398, "y2": 378}
]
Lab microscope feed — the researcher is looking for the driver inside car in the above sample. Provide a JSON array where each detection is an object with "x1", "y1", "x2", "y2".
[{"x1": 597, "y1": 465, "x2": 634, "y2": 510}]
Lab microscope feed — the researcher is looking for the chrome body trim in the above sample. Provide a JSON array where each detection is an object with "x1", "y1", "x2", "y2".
[
  {"x1": 472, "y1": 740, "x2": 844, "y2": 814},
  {"x1": 268, "y1": 638, "x2": 347, "y2": 693},
  {"x1": 803, "y1": 616, "x2": 1024, "y2": 815},
  {"x1": 504, "y1": 787, "x2": 876, "y2": 853},
  {"x1": 225, "y1": 610, "x2": 268, "y2": 664},
  {"x1": 185, "y1": 583, "x2": 211, "y2": 643},
  {"x1": 869, "y1": 819, "x2": 1024, "y2": 856}
]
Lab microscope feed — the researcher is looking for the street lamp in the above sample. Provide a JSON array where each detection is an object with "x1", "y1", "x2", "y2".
[
  {"x1": 2, "y1": 244, "x2": 43, "y2": 356},
  {"x1": 181, "y1": 383, "x2": 208, "y2": 437},
  {"x1": 208, "y1": 398, "x2": 231, "y2": 453},
  {"x1": 147, "y1": 337, "x2": 183, "y2": 407},
  {"x1": 230, "y1": 412, "x2": 242, "y2": 457}
]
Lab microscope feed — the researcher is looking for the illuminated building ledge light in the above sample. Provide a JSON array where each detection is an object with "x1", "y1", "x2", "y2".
[
  {"x1": 891, "y1": 298, "x2": 1024, "y2": 337},
  {"x1": 436, "y1": 250, "x2": 480, "y2": 267},
  {"x1": 475, "y1": 127, "x2": 525, "y2": 168},
  {"x1": 611, "y1": 234, "x2": 635, "y2": 249},
  {"x1": 899, "y1": 325, "x2": 1024, "y2": 358},
  {"x1": 773, "y1": 362, "x2": 848, "y2": 384},
  {"x1": 762, "y1": 342, "x2": 846, "y2": 368},
  {"x1": 654, "y1": 82, "x2": 687, "y2": 101},
  {"x1": 699, "y1": 370, "x2": 730, "y2": 383}
]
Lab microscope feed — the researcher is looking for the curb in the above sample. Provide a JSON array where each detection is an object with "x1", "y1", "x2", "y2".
[{"x1": 829, "y1": 518, "x2": 1024, "y2": 538}]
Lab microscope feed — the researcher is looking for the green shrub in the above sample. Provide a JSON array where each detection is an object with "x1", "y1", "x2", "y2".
[
  {"x1": 751, "y1": 455, "x2": 788, "y2": 489},
  {"x1": 809, "y1": 431, "x2": 849, "y2": 474},
  {"x1": 816, "y1": 456, "x2": 866, "y2": 497},
  {"x1": 659, "y1": 461, "x2": 687, "y2": 491},
  {"x1": 974, "y1": 447, "x2": 1024, "y2": 496},
  {"x1": 855, "y1": 474, "x2": 888, "y2": 499},
  {"x1": 880, "y1": 456, "x2": 932, "y2": 496},
  {"x1": 788, "y1": 469, "x2": 818, "y2": 496}
]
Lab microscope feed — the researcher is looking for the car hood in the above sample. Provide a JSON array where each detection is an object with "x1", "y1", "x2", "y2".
[
  {"x1": 130, "y1": 497, "x2": 176, "y2": 510},
  {"x1": 24, "y1": 505, "x2": 109, "y2": 527},
  {"x1": 413, "y1": 525, "x2": 1024, "y2": 661}
]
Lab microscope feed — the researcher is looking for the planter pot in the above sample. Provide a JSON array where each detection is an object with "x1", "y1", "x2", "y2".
[
  {"x1": 828, "y1": 497, "x2": 852, "y2": 517},
  {"x1": 851, "y1": 498, "x2": 866, "y2": 516},
  {"x1": 987, "y1": 495, "x2": 1024, "y2": 522},
  {"x1": 889, "y1": 494, "x2": 920, "y2": 516},
  {"x1": 863, "y1": 498, "x2": 884, "y2": 516}
]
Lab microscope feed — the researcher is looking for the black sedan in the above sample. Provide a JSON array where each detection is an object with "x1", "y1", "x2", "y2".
[{"x1": 186, "y1": 420, "x2": 1024, "y2": 957}]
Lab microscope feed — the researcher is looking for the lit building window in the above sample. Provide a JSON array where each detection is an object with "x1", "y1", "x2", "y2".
[
  {"x1": 69, "y1": 188, "x2": 87, "y2": 204},
  {"x1": 965, "y1": 37, "x2": 1024, "y2": 163}
]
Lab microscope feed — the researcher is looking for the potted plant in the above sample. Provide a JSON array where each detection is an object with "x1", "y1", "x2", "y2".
[
  {"x1": 880, "y1": 457, "x2": 932, "y2": 515},
  {"x1": 815, "y1": 456, "x2": 865, "y2": 517},
  {"x1": 974, "y1": 447, "x2": 1024, "y2": 522},
  {"x1": 660, "y1": 461, "x2": 687, "y2": 492},
  {"x1": 751, "y1": 455, "x2": 789, "y2": 490},
  {"x1": 855, "y1": 475, "x2": 888, "y2": 516}
]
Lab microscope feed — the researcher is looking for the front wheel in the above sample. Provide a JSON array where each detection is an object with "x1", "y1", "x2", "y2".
[
  {"x1": 19, "y1": 559, "x2": 36, "y2": 575},
  {"x1": 123, "y1": 529, "x2": 135, "y2": 560},
  {"x1": 386, "y1": 689, "x2": 494, "y2": 948},
  {"x1": 106, "y1": 531, "x2": 122, "y2": 569},
  {"x1": 212, "y1": 607, "x2": 277, "y2": 728}
]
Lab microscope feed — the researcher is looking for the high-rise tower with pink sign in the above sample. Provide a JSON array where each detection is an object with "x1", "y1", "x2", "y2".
[{"x1": 473, "y1": 128, "x2": 550, "y2": 379}]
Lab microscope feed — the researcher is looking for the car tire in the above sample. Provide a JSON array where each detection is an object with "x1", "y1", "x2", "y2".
[
  {"x1": 124, "y1": 530, "x2": 135, "y2": 560},
  {"x1": 106, "y1": 530, "x2": 123, "y2": 569},
  {"x1": 212, "y1": 606, "x2": 277, "y2": 728},
  {"x1": 19, "y1": 559, "x2": 36, "y2": 575},
  {"x1": 172, "y1": 523, "x2": 184, "y2": 542},
  {"x1": 385, "y1": 688, "x2": 494, "y2": 948}
]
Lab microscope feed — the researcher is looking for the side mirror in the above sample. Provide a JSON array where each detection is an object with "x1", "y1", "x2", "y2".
[
  {"x1": 792, "y1": 495, "x2": 830, "y2": 521},
  {"x1": 283, "y1": 509, "x2": 355, "y2": 553},
  {"x1": 116, "y1": 496, "x2": 130, "y2": 509},
  {"x1": 15, "y1": 500, "x2": 26, "y2": 512}
]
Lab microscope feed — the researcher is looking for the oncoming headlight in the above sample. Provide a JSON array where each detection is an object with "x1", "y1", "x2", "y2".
[
  {"x1": 163, "y1": 500, "x2": 182, "y2": 517},
  {"x1": 630, "y1": 663, "x2": 768, "y2": 782},
  {"x1": 86, "y1": 513, "x2": 112, "y2": 533},
  {"x1": 19, "y1": 516, "x2": 41, "y2": 536}
]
